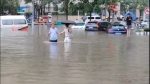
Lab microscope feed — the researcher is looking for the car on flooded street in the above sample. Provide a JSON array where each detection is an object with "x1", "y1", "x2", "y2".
[
  {"x1": 0, "y1": 15, "x2": 28, "y2": 30},
  {"x1": 85, "y1": 21, "x2": 111, "y2": 31},
  {"x1": 106, "y1": 22, "x2": 127, "y2": 34},
  {"x1": 141, "y1": 19, "x2": 149, "y2": 28},
  {"x1": 85, "y1": 21, "x2": 101, "y2": 31},
  {"x1": 71, "y1": 22, "x2": 86, "y2": 29},
  {"x1": 98, "y1": 21, "x2": 111, "y2": 31}
]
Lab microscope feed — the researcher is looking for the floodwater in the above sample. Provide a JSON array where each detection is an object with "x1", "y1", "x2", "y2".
[{"x1": 1, "y1": 25, "x2": 149, "y2": 84}]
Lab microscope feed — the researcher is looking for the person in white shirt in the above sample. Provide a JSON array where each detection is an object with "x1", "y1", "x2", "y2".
[{"x1": 58, "y1": 24, "x2": 72, "y2": 43}]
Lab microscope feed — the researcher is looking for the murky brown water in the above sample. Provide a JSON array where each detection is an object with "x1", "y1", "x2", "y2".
[{"x1": 1, "y1": 25, "x2": 149, "y2": 84}]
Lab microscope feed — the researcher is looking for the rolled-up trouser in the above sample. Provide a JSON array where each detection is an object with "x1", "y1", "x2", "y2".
[
  {"x1": 64, "y1": 36, "x2": 71, "y2": 43},
  {"x1": 50, "y1": 40, "x2": 57, "y2": 42}
]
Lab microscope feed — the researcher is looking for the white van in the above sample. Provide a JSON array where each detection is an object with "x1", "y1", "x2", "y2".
[
  {"x1": 85, "y1": 15, "x2": 101, "y2": 22},
  {"x1": 0, "y1": 15, "x2": 28, "y2": 29}
]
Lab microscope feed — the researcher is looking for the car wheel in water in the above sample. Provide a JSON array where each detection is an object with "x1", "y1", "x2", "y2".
[{"x1": 106, "y1": 29, "x2": 108, "y2": 33}]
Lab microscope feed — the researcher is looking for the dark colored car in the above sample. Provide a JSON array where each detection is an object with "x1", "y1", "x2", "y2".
[
  {"x1": 106, "y1": 22, "x2": 127, "y2": 34},
  {"x1": 85, "y1": 21, "x2": 111, "y2": 31},
  {"x1": 85, "y1": 21, "x2": 101, "y2": 31},
  {"x1": 99, "y1": 21, "x2": 111, "y2": 31}
]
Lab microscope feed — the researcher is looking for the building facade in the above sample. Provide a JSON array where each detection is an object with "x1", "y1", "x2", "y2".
[{"x1": 20, "y1": 0, "x2": 148, "y2": 20}]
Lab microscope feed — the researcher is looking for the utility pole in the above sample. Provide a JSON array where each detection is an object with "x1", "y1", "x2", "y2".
[
  {"x1": 148, "y1": 0, "x2": 149, "y2": 22},
  {"x1": 105, "y1": 0, "x2": 106, "y2": 20},
  {"x1": 32, "y1": 0, "x2": 34, "y2": 28},
  {"x1": 89, "y1": 0, "x2": 94, "y2": 21}
]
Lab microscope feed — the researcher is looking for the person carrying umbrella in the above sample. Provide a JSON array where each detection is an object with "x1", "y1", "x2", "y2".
[
  {"x1": 58, "y1": 24, "x2": 73, "y2": 43},
  {"x1": 125, "y1": 13, "x2": 132, "y2": 36},
  {"x1": 81, "y1": 15, "x2": 87, "y2": 22}
]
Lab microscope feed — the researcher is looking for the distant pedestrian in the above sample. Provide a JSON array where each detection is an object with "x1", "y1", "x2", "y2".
[
  {"x1": 58, "y1": 24, "x2": 73, "y2": 43},
  {"x1": 54, "y1": 20, "x2": 57, "y2": 25},
  {"x1": 81, "y1": 15, "x2": 87, "y2": 22},
  {"x1": 47, "y1": 23, "x2": 59, "y2": 42},
  {"x1": 125, "y1": 14, "x2": 132, "y2": 36},
  {"x1": 49, "y1": 17, "x2": 52, "y2": 23}
]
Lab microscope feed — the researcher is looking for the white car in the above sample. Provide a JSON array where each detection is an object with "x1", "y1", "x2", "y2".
[
  {"x1": 71, "y1": 22, "x2": 86, "y2": 29},
  {"x1": 0, "y1": 15, "x2": 28, "y2": 29},
  {"x1": 141, "y1": 19, "x2": 149, "y2": 28}
]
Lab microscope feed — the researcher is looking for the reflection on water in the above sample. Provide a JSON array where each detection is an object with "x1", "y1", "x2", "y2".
[
  {"x1": 1, "y1": 25, "x2": 149, "y2": 84},
  {"x1": 64, "y1": 43, "x2": 71, "y2": 59},
  {"x1": 49, "y1": 43, "x2": 58, "y2": 59}
]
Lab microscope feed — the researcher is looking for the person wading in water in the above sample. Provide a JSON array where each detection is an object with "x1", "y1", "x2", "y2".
[{"x1": 125, "y1": 13, "x2": 132, "y2": 37}]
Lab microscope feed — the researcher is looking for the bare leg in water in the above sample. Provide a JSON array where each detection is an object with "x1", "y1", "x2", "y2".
[{"x1": 127, "y1": 28, "x2": 131, "y2": 37}]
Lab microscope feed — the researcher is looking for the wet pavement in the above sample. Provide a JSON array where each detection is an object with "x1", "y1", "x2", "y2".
[{"x1": 1, "y1": 25, "x2": 149, "y2": 84}]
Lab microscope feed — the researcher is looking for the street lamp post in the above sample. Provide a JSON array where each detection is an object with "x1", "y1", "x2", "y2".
[
  {"x1": 32, "y1": 0, "x2": 35, "y2": 28},
  {"x1": 89, "y1": 0, "x2": 94, "y2": 21},
  {"x1": 105, "y1": 0, "x2": 106, "y2": 20}
]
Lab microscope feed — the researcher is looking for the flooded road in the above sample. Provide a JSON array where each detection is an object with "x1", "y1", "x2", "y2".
[{"x1": 1, "y1": 25, "x2": 149, "y2": 84}]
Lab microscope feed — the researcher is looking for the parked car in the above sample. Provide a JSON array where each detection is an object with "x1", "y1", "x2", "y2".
[
  {"x1": 106, "y1": 22, "x2": 127, "y2": 34},
  {"x1": 0, "y1": 15, "x2": 28, "y2": 29},
  {"x1": 71, "y1": 22, "x2": 86, "y2": 29},
  {"x1": 85, "y1": 21, "x2": 100, "y2": 31},
  {"x1": 141, "y1": 19, "x2": 149, "y2": 28},
  {"x1": 85, "y1": 21, "x2": 111, "y2": 31},
  {"x1": 99, "y1": 21, "x2": 111, "y2": 31},
  {"x1": 85, "y1": 15, "x2": 101, "y2": 22}
]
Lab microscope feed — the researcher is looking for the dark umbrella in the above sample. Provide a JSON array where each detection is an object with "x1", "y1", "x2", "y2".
[{"x1": 61, "y1": 20, "x2": 75, "y2": 24}]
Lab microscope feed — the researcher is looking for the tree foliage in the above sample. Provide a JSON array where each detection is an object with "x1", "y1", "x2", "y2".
[
  {"x1": 0, "y1": 0, "x2": 19, "y2": 15},
  {"x1": 84, "y1": 2, "x2": 93, "y2": 12},
  {"x1": 137, "y1": 0, "x2": 147, "y2": 13},
  {"x1": 58, "y1": 0, "x2": 69, "y2": 19},
  {"x1": 93, "y1": 5, "x2": 102, "y2": 13},
  {"x1": 69, "y1": 2, "x2": 79, "y2": 15},
  {"x1": 119, "y1": 0, "x2": 148, "y2": 16}
]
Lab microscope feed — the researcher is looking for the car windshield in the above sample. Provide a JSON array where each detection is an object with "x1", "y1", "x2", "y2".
[
  {"x1": 112, "y1": 22, "x2": 120, "y2": 25},
  {"x1": 95, "y1": 17, "x2": 101, "y2": 19},
  {"x1": 112, "y1": 25, "x2": 124, "y2": 29},
  {"x1": 112, "y1": 22, "x2": 124, "y2": 26},
  {"x1": 14, "y1": 19, "x2": 26, "y2": 25},
  {"x1": 88, "y1": 17, "x2": 94, "y2": 19},
  {"x1": 75, "y1": 23, "x2": 85, "y2": 26},
  {"x1": 120, "y1": 21, "x2": 126, "y2": 25},
  {"x1": 87, "y1": 22, "x2": 97, "y2": 26}
]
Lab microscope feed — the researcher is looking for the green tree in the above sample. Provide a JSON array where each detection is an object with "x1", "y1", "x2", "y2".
[
  {"x1": 137, "y1": 0, "x2": 147, "y2": 17},
  {"x1": 93, "y1": 5, "x2": 102, "y2": 13},
  {"x1": 119, "y1": 0, "x2": 140, "y2": 14},
  {"x1": 69, "y1": 1, "x2": 79, "y2": 15},
  {"x1": 79, "y1": 0, "x2": 104, "y2": 15},
  {"x1": 58, "y1": 0, "x2": 69, "y2": 20},
  {"x1": 84, "y1": 2, "x2": 93, "y2": 13},
  {"x1": 119, "y1": 0, "x2": 131, "y2": 14},
  {"x1": 24, "y1": 0, "x2": 52, "y2": 22},
  {"x1": 53, "y1": 2, "x2": 59, "y2": 20},
  {"x1": 119, "y1": 0, "x2": 147, "y2": 17},
  {"x1": 105, "y1": 0, "x2": 118, "y2": 22},
  {"x1": 0, "y1": 0, "x2": 19, "y2": 15}
]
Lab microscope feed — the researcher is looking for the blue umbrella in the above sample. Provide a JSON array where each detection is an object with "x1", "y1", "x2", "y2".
[{"x1": 124, "y1": 12, "x2": 136, "y2": 21}]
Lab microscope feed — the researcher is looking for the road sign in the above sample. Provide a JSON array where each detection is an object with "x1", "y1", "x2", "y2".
[
  {"x1": 144, "y1": 7, "x2": 149, "y2": 15},
  {"x1": 17, "y1": 10, "x2": 25, "y2": 13}
]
